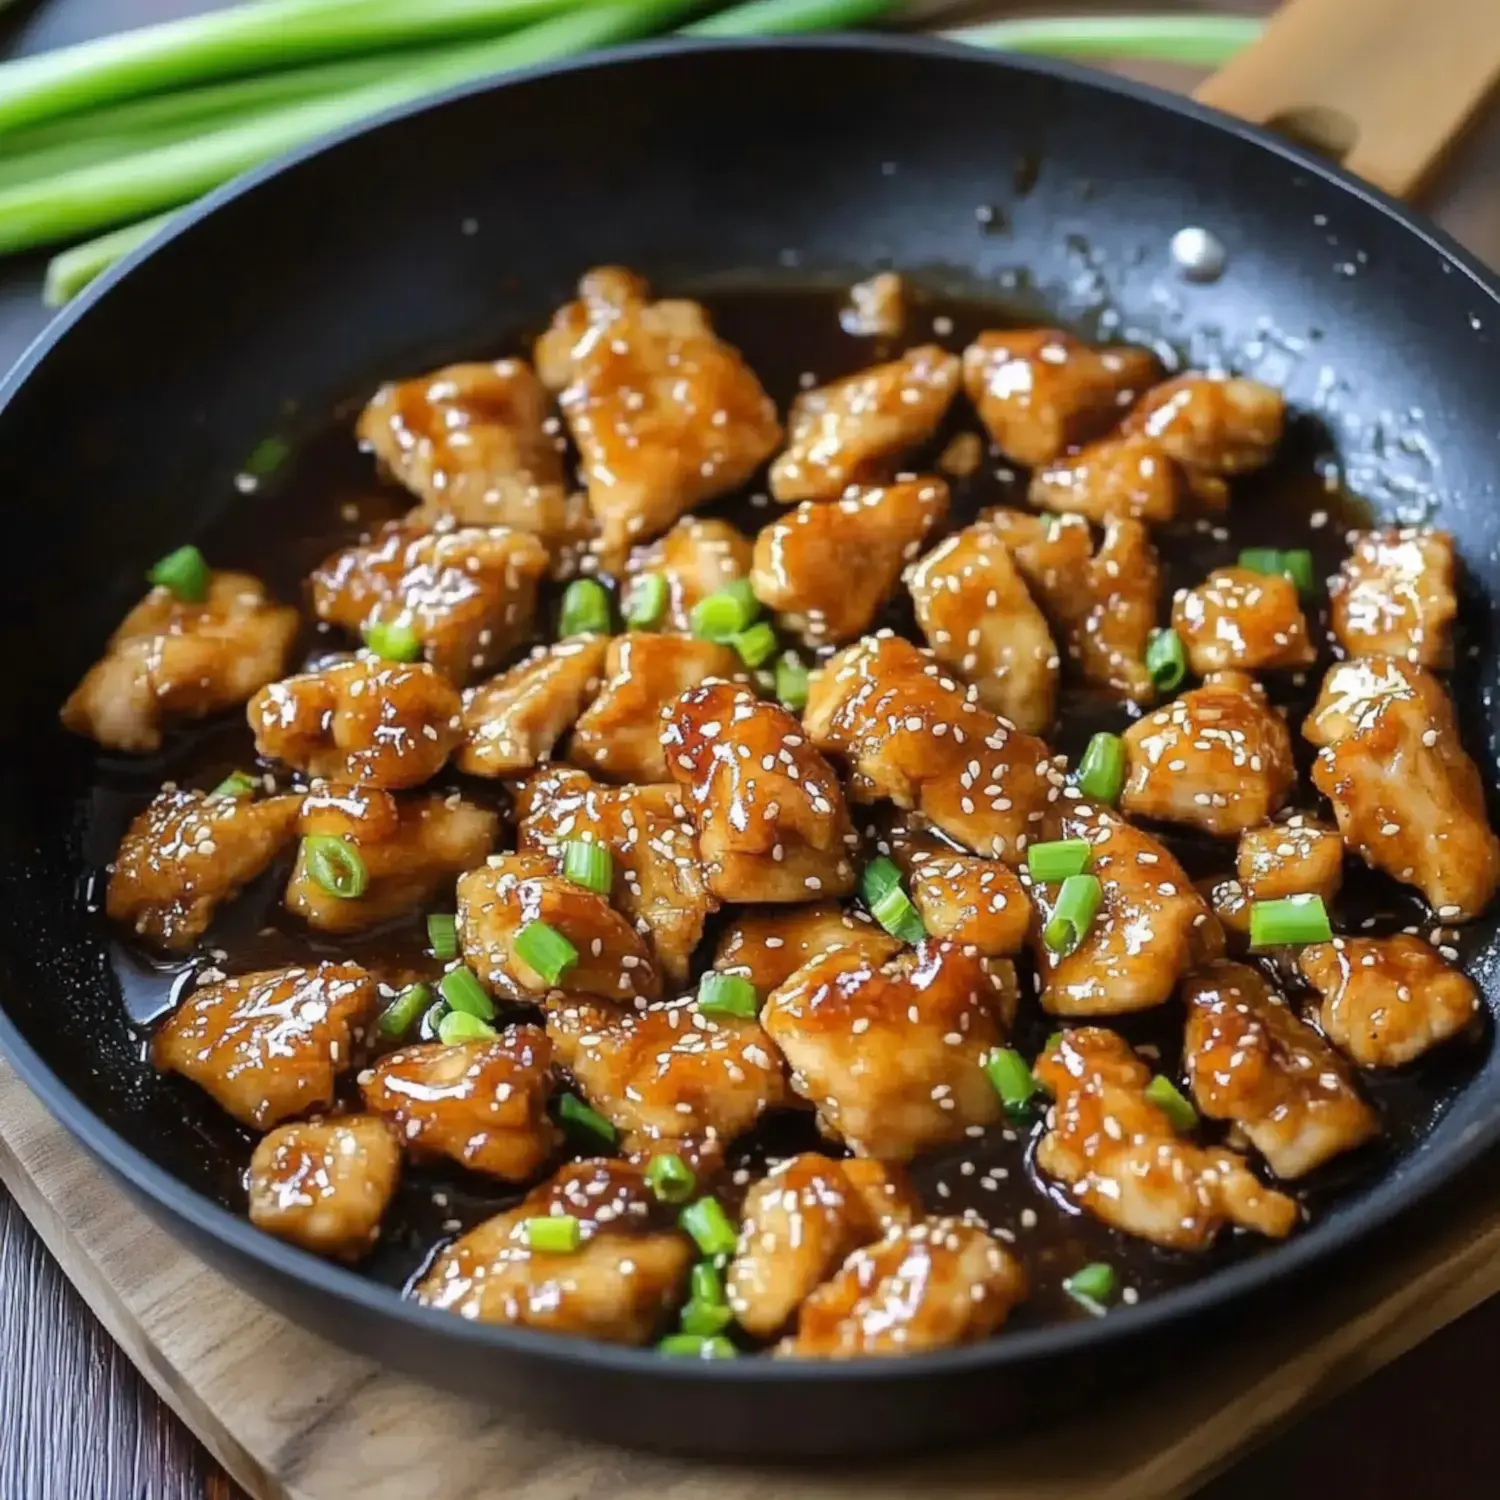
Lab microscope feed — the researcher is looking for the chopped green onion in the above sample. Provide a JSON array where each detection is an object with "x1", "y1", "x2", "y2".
[
  {"x1": 514, "y1": 919, "x2": 578, "y2": 987},
  {"x1": 438, "y1": 965, "x2": 495, "y2": 1021},
  {"x1": 680, "y1": 1299, "x2": 735, "y2": 1336},
  {"x1": 697, "y1": 971, "x2": 759, "y2": 1020},
  {"x1": 859, "y1": 855, "x2": 904, "y2": 907},
  {"x1": 1064, "y1": 1262, "x2": 1116, "y2": 1311},
  {"x1": 1045, "y1": 1030, "x2": 1065, "y2": 1054},
  {"x1": 438, "y1": 1009, "x2": 498, "y2": 1046},
  {"x1": 1026, "y1": 838, "x2": 1092, "y2": 883},
  {"x1": 690, "y1": 578, "x2": 760, "y2": 642},
  {"x1": 1282, "y1": 548, "x2": 1316, "y2": 595},
  {"x1": 1237, "y1": 547, "x2": 1284, "y2": 578},
  {"x1": 558, "y1": 577, "x2": 611, "y2": 637},
  {"x1": 732, "y1": 621, "x2": 779, "y2": 669},
  {"x1": 378, "y1": 982, "x2": 431, "y2": 1040},
  {"x1": 147, "y1": 543, "x2": 209, "y2": 602},
  {"x1": 1043, "y1": 873, "x2": 1103, "y2": 957},
  {"x1": 417, "y1": 997, "x2": 449, "y2": 1042},
  {"x1": 871, "y1": 884, "x2": 926, "y2": 944},
  {"x1": 426, "y1": 912, "x2": 458, "y2": 960},
  {"x1": 555, "y1": 1092, "x2": 617, "y2": 1151},
  {"x1": 561, "y1": 840, "x2": 613, "y2": 896},
  {"x1": 646, "y1": 1153, "x2": 696, "y2": 1205},
  {"x1": 1145, "y1": 1075, "x2": 1199, "y2": 1133},
  {"x1": 525, "y1": 1214, "x2": 582, "y2": 1254},
  {"x1": 679, "y1": 1197, "x2": 738, "y2": 1258},
  {"x1": 302, "y1": 834, "x2": 368, "y2": 900},
  {"x1": 1076, "y1": 733, "x2": 1125, "y2": 806},
  {"x1": 775, "y1": 652, "x2": 810, "y2": 710},
  {"x1": 1146, "y1": 628, "x2": 1187, "y2": 693},
  {"x1": 986, "y1": 1048, "x2": 1039, "y2": 1113},
  {"x1": 623, "y1": 572, "x2": 668, "y2": 629},
  {"x1": 1249, "y1": 894, "x2": 1333, "y2": 948},
  {"x1": 210, "y1": 770, "x2": 258, "y2": 799},
  {"x1": 690, "y1": 1261, "x2": 725, "y2": 1307},
  {"x1": 658, "y1": 1333, "x2": 737, "y2": 1359},
  {"x1": 362, "y1": 617, "x2": 421, "y2": 662}
]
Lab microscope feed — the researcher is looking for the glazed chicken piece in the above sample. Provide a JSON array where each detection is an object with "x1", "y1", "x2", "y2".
[
  {"x1": 570, "y1": 634, "x2": 742, "y2": 784},
  {"x1": 361, "y1": 1028, "x2": 559, "y2": 1179},
  {"x1": 1236, "y1": 814, "x2": 1344, "y2": 905},
  {"x1": 768, "y1": 345, "x2": 961, "y2": 502},
  {"x1": 107, "y1": 786, "x2": 302, "y2": 951},
  {"x1": 752, "y1": 478, "x2": 949, "y2": 646},
  {"x1": 456, "y1": 853, "x2": 661, "y2": 1005},
  {"x1": 309, "y1": 518, "x2": 549, "y2": 687},
  {"x1": 61, "y1": 571, "x2": 299, "y2": 754},
  {"x1": 1304, "y1": 657, "x2": 1500, "y2": 920},
  {"x1": 154, "y1": 962, "x2": 378, "y2": 1129},
  {"x1": 416, "y1": 1159, "x2": 692, "y2": 1341},
  {"x1": 663, "y1": 681, "x2": 857, "y2": 904},
  {"x1": 356, "y1": 359, "x2": 592, "y2": 558},
  {"x1": 1121, "y1": 671, "x2": 1297, "y2": 838},
  {"x1": 249, "y1": 656, "x2": 463, "y2": 790},
  {"x1": 517, "y1": 767, "x2": 712, "y2": 984},
  {"x1": 840, "y1": 272, "x2": 906, "y2": 339},
  {"x1": 726, "y1": 1154, "x2": 921, "y2": 1338},
  {"x1": 1029, "y1": 803, "x2": 1223, "y2": 1016},
  {"x1": 284, "y1": 784, "x2": 497, "y2": 934},
  {"x1": 984, "y1": 509, "x2": 1160, "y2": 703},
  {"x1": 456, "y1": 637, "x2": 608, "y2": 778},
  {"x1": 781, "y1": 1219, "x2": 1027, "y2": 1358},
  {"x1": 247, "y1": 1115, "x2": 401, "y2": 1262},
  {"x1": 907, "y1": 519, "x2": 1058, "y2": 734},
  {"x1": 713, "y1": 903, "x2": 897, "y2": 993},
  {"x1": 1182, "y1": 962, "x2": 1378, "y2": 1179},
  {"x1": 1300, "y1": 936, "x2": 1480, "y2": 1068},
  {"x1": 534, "y1": 267, "x2": 782, "y2": 551},
  {"x1": 1035, "y1": 1028, "x2": 1298, "y2": 1249},
  {"x1": 761, "y1": 939, "x2": 1010, "y2": 1161},
  {"x1": 899, "y1": 845, "x2": 1033, "y2": 957},
  {"x1": 803, "y1": 633, "x2": 1058, "y2": 863},
  {"x1": 1029, "y1": 432, "x2": 1183, "y2": 525},
  {"x1": 1172, "y1": 566, "x2": 1317, "y2": 675},
  {"x1": 1329, "y1": 527, "x2": 1457, "y2": 667},
  {"x1": 544, "y1": 994, "x2": 789, "y2": 1158},
  {"x1": 1121, "y1": 372, "x2": 1285, "y2": 477},
  {"x1": 962, "y1": 329, "x2": 1160, "y2": 468},
  {"x1": 624, "y1": 517, "x2": 753, "y2": 634}
]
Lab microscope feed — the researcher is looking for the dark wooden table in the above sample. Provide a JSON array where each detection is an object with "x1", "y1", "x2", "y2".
[{"x1": 5, "y1": 2, "x2": 1500, "y2": 1497}]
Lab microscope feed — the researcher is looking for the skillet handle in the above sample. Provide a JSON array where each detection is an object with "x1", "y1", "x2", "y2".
[{"x1": 1193, "y1": 0, "x2": 1500, "y2": 200}]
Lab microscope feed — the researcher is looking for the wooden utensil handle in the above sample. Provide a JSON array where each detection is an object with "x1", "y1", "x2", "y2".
[{"x1": 1195, "y1": 0, "x2": 1500, "y2": 200}]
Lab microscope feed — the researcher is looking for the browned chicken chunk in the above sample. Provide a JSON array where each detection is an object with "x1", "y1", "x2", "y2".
[
  {"x1": 1329, "y1": 527, "x2": 1457, "y2": 667},
  {"x1": 624, "y1": 517, "x2": 753, "y2": 634},
  {"x1": 663, "y1": 681, "x2": 856, "y2": 904},
  {"x1": 1029, "y1": 432, "x2": 1183, "y2": 524},
  {"x1": 416, "y1": 1159, "x2": 691, "y2": 1342},
  {"x1": 247, "y1": 1115, "x2": 401, "y2": 1262},
  {"x1": 762, "y1": 940, "x2": 1010, "y2": 1161},
  {"x1": 753, "y1": 478, "x2": 948, "y2": 646},
  {"x1": 535, "y1": 267, "x2": 781, "y2": 551},
  {"x1": 1035, "y1": 1028, "x2": 1298, "y2": 1249},
  {"x1": 360, "y1": 1027, "x2": 559, "y2": 1179},
  {"x1": 713, "y1": 904, "x2": 896, "y2": 993},
  {"x1": 107, "y1": 786, "x2": 302, "y2": 951},
  {"x1": 1172, "y1": 566, "x2": 1317, "y2": 675},
  {"x1": 900, "y1": 846, "x2": 1032, "y2": 957},
  {"x1": 62, "y1": 571, "x2": 299, "y2": 753},
  {"x1": 769, "y1": 346, "x2": 961, "y2": 502},
  {"x1": 570, "y1": 634, "x2": 741, "y2": 784},
  {"x1": 840, "y1": 272, "x2": 906, "y2": 339},
  {"x1": 1183, "y1": 962, "x2": 1378, "y2": 1179},
  {"x1": 1122, "y1": 671, "x2": 1296, "y2": 837},
  {"x1": 907, "y1": 520, "x2": 1059, "y2": 734},
  {"x1": 1236, "y1": 815, "x2": 1344, "y2": 905},
  {"x1": 310, "y1": 518, "x2": 549, "y2": 686},
  {"x1": 1300, "y1": 936, "x2": 1479, "y2": 1068},
  {"x1": 248, "y1": 656, "x2": 463, "y2": 789},
  {"x1": 154, "y1": 962, "x2": 377, "y2": 1129},
  {"x1": 1122, "y1": 372, "x2": 1284, "y2": 476}
]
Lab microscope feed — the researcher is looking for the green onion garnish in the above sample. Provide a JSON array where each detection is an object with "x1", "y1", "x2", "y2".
[
  {"x1": 1249, "y1": 894, "x2": 1333, "y2": 948},
  {"x1": 525, "y1": 1214, "x2": 582, "y2": 1254},
  {"x1": 514, "y1": 919, "x2": 578, "y2": 988},
  {"x1": 1145, "y1": 628, "x2": 1187, "y2": 693},
  {"x1": 1045, "y1": 1030, "x2": 1065, "y2": 1054},
  {"x1": 554, "y1": 1092, "x2": 617, "y2": 1151},
  {"x1": 623, "y1": 572, "x2": 668, "y2": 630},
  {"x1": 871, "y1": 884, "x2": 926, "y2": 944},
  {"x1": 438, "y1": 1009, "x2": 498, "y2": 1046},
  {"x1": 1145, "y1": 1075, "x2": 1199, "y2": 1133},
  {"x1": 690, "y1": 578, "x2": 760, "y2": 642},
  {"x1": 986, "y1": 1048, "x2": 1039, "y2": 1113},
  {"x1": 1237, "y1": 547, "x2": 1284, "y2": 577},
  {"x1": 732, "y1": 621, "x2": 779, "y2": 669},
  {"x1": 438, "y1": 965, "x2": 495, "y2": 1021},
  {"x1": 680, "y1": 1299, "x2": 735, "y2": 1337},
  {"x1": 210, "y1": 770, "x2": 258, "y2": 800},
  {"x1": 697, "y1": 971, "x2": 759, "y2": 1020},
  {"x1": 775, "y1": 652, "x2": 810, "y2": 710},
  {"x1": 377, "y1": 982, "x2": 431, "y2": 1040},
  {"x1": 561, "y1": 839, "x2": 613, "y2": 896},
  {"x1": 646, "y1": 1153, "x2": 696, "y2": 1205},
  {"x1": 1043, "y1": 873, "x2": 1103, "y2": 957},
  {"x1": 679, "y1": 1198, "x2": 738, "y2": 1258},
  {"x1": 426, "y1": 912, "x2": 458, "y2": 960},
  {"x1": 147, "y1": 543, "x2": 209, "y2": 603},
  {"x1": 658, "y1": 1333, "x2": 737, "y2": 1359},
  {"x1": 1282, "y1": 548, "x2": 1316, "y2": 595},
  {"x1": 690, "y1": 1261, "x2": 726, "y2": 1307},
  {"x1": 417, "y1": 997, "x2": 449, "y2": 1042},
  {"x1": 1076, "y1": 732, "x2": 1125, "y2": 806},
  {"x1": 1026, "y1": 838, "x2": 1092, "y2": 883},
  {"x1": 302, "y1": 835, "x2": 368, "y2": 900},
  {"x1": 559, "y1": 578, "x2": 612, "y2": 638},
  {"x1": 1064, "y1": 1262, "x2": 1116, "y2": 1311},
  {"x1": 362, "y1": 617, "x2": 422, "y2": 662},
  {"x1": 860, "y1": 855, "x2": 903, "y2": 908}
]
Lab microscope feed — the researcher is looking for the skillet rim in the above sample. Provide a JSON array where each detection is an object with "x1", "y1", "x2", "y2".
[{"x1": 3, "y1": 31, "x2": 1500, "y2": 1388}]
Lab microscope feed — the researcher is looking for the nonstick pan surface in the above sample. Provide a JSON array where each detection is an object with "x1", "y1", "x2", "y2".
[{"x1": 2, "y1": 35, "x2": 1499, "y2": 1459}]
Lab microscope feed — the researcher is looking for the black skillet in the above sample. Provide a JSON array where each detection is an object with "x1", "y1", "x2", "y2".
[{"x1": 2, "y1": 13, "x2": 1500, "y2": 1462}]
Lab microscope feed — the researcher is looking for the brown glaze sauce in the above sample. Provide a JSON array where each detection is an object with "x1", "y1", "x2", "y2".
[{"x1": 84, "y1": 285, "x2": 1490, "y2": 1338}]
